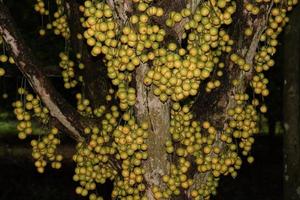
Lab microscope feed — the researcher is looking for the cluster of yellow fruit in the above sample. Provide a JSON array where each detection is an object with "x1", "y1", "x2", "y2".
[
  {"x1": 81, "y1": 0, "x2": 236, "y2": 108},
  {"x1": 165, "y1": 8, "x2": 191, "y2": 27},
  {"x1": 34, "y1": 0, "x2": 49, "y2": 16},
  {"x1": 22, "y1": 88, "x2": 49, "y2": 122},
  {"x1": 154, "y1": 97, "x2": 259, "y2": 199},
  {"x1": 111, "y1": 114, "x2": 149, "y2": 200},
  {"x1": 93, "y1": 105, "x2": 106, "y2": 118},
  {"x1": 73, "y1": 150, "x2": 115, "y2": 200},
  {"x1": 227, "y1": 102, "x2": 259, "y2": 157},
  {"x1": 251, "y1": 73, "x2": 270, "y2": 96},
  {"x1": 13, "y1": 100, "x2": 33, "y2": 140},
  {"x1": 52, "y1": 6, "x2": 70, "y2": 39},
  {"x1": 168, "y1": 103, "x2": 200, "y2": 145},
  {"x1": 13, "y1": 88, "x2": 50, "y2": 139},
  {"x1": 230, "y1": 54, "x2": 251, "y2": 72},
  {"x1": 73, "y1": 139, "x2": 117, "y2": 199},
  {"x1": 34, "y1": 0, "x2": 70, "y2": 38},
  {"x1": 153, "y1": 159, "x2": 193, "y2": 199},
  {"x1": 73, "y1": 105, "x2": 149, "y2": 199},
  {"x1": 191, "y1": 175, "x2": 219, "y2": 198},
  {"x1": 144, "y1": 2, "x2": 235, "y2": 102},
  {"x1": 250, "y1": 7, "x2": 291, "y2": 97},
  {"x1": 31, "y1": 128, "x2": 63, "y2": 173},
  {"x1": 75, "y1": 93, "x2": 93, "y2": 116},
  {"x1": 116, "y1": 84, "x2": 136, "y2": 111},
  {"x1": 59, "y1": 52, "x2": 78, "y2": 89}
]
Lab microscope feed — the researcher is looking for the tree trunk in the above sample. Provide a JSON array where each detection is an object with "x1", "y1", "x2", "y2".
[
  {"x1": 283, "y1": 4, "x2": 300, "y2": 200},
  {"x1": 135, "y1": 63, "x2": 171, "y2": 200}
]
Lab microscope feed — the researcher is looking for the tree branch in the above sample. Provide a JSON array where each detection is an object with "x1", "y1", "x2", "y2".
[
  {"x1": 135, "y1": 63, "x2": 171, "y2": 200},
  {"x1": 0, "y1": 3, "x2": 87, "y2": 142},
  {"x1": 106, "y1": 0, "x2": 133, "y2": 25}
]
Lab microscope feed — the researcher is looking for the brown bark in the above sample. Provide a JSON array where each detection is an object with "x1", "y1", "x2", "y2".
[
  {"x1": 283, "y1": 4, "x2": 300, "y2": 200},
  {"x1": 0, "y1": 3, "x2": 87, "y2": 142},
  {"x1": 135, "y1": 63, "x2": 171, "y2": 200}
]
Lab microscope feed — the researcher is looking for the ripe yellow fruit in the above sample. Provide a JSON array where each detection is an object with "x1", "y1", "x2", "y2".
[
  {"x1": 0, "y1": 68, "x2": 5, "y2": 76},
  {"x1": 39, "y1": 29, "x2": 46, "y2": 36},
  {"x1": 247, "y1": 156, "x2": 255, "y2": 164},
  {"x1": 244, "y1": 28, "x2": 253, "y2": 36}
]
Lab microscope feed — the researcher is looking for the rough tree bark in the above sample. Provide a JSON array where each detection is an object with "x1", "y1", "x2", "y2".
[
  {"x1": 283, "y1": 4, "x2": 300, "y2": 200},
  {"x1": 135, "y1": 63, "x2": 171, "y2": 200}
]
